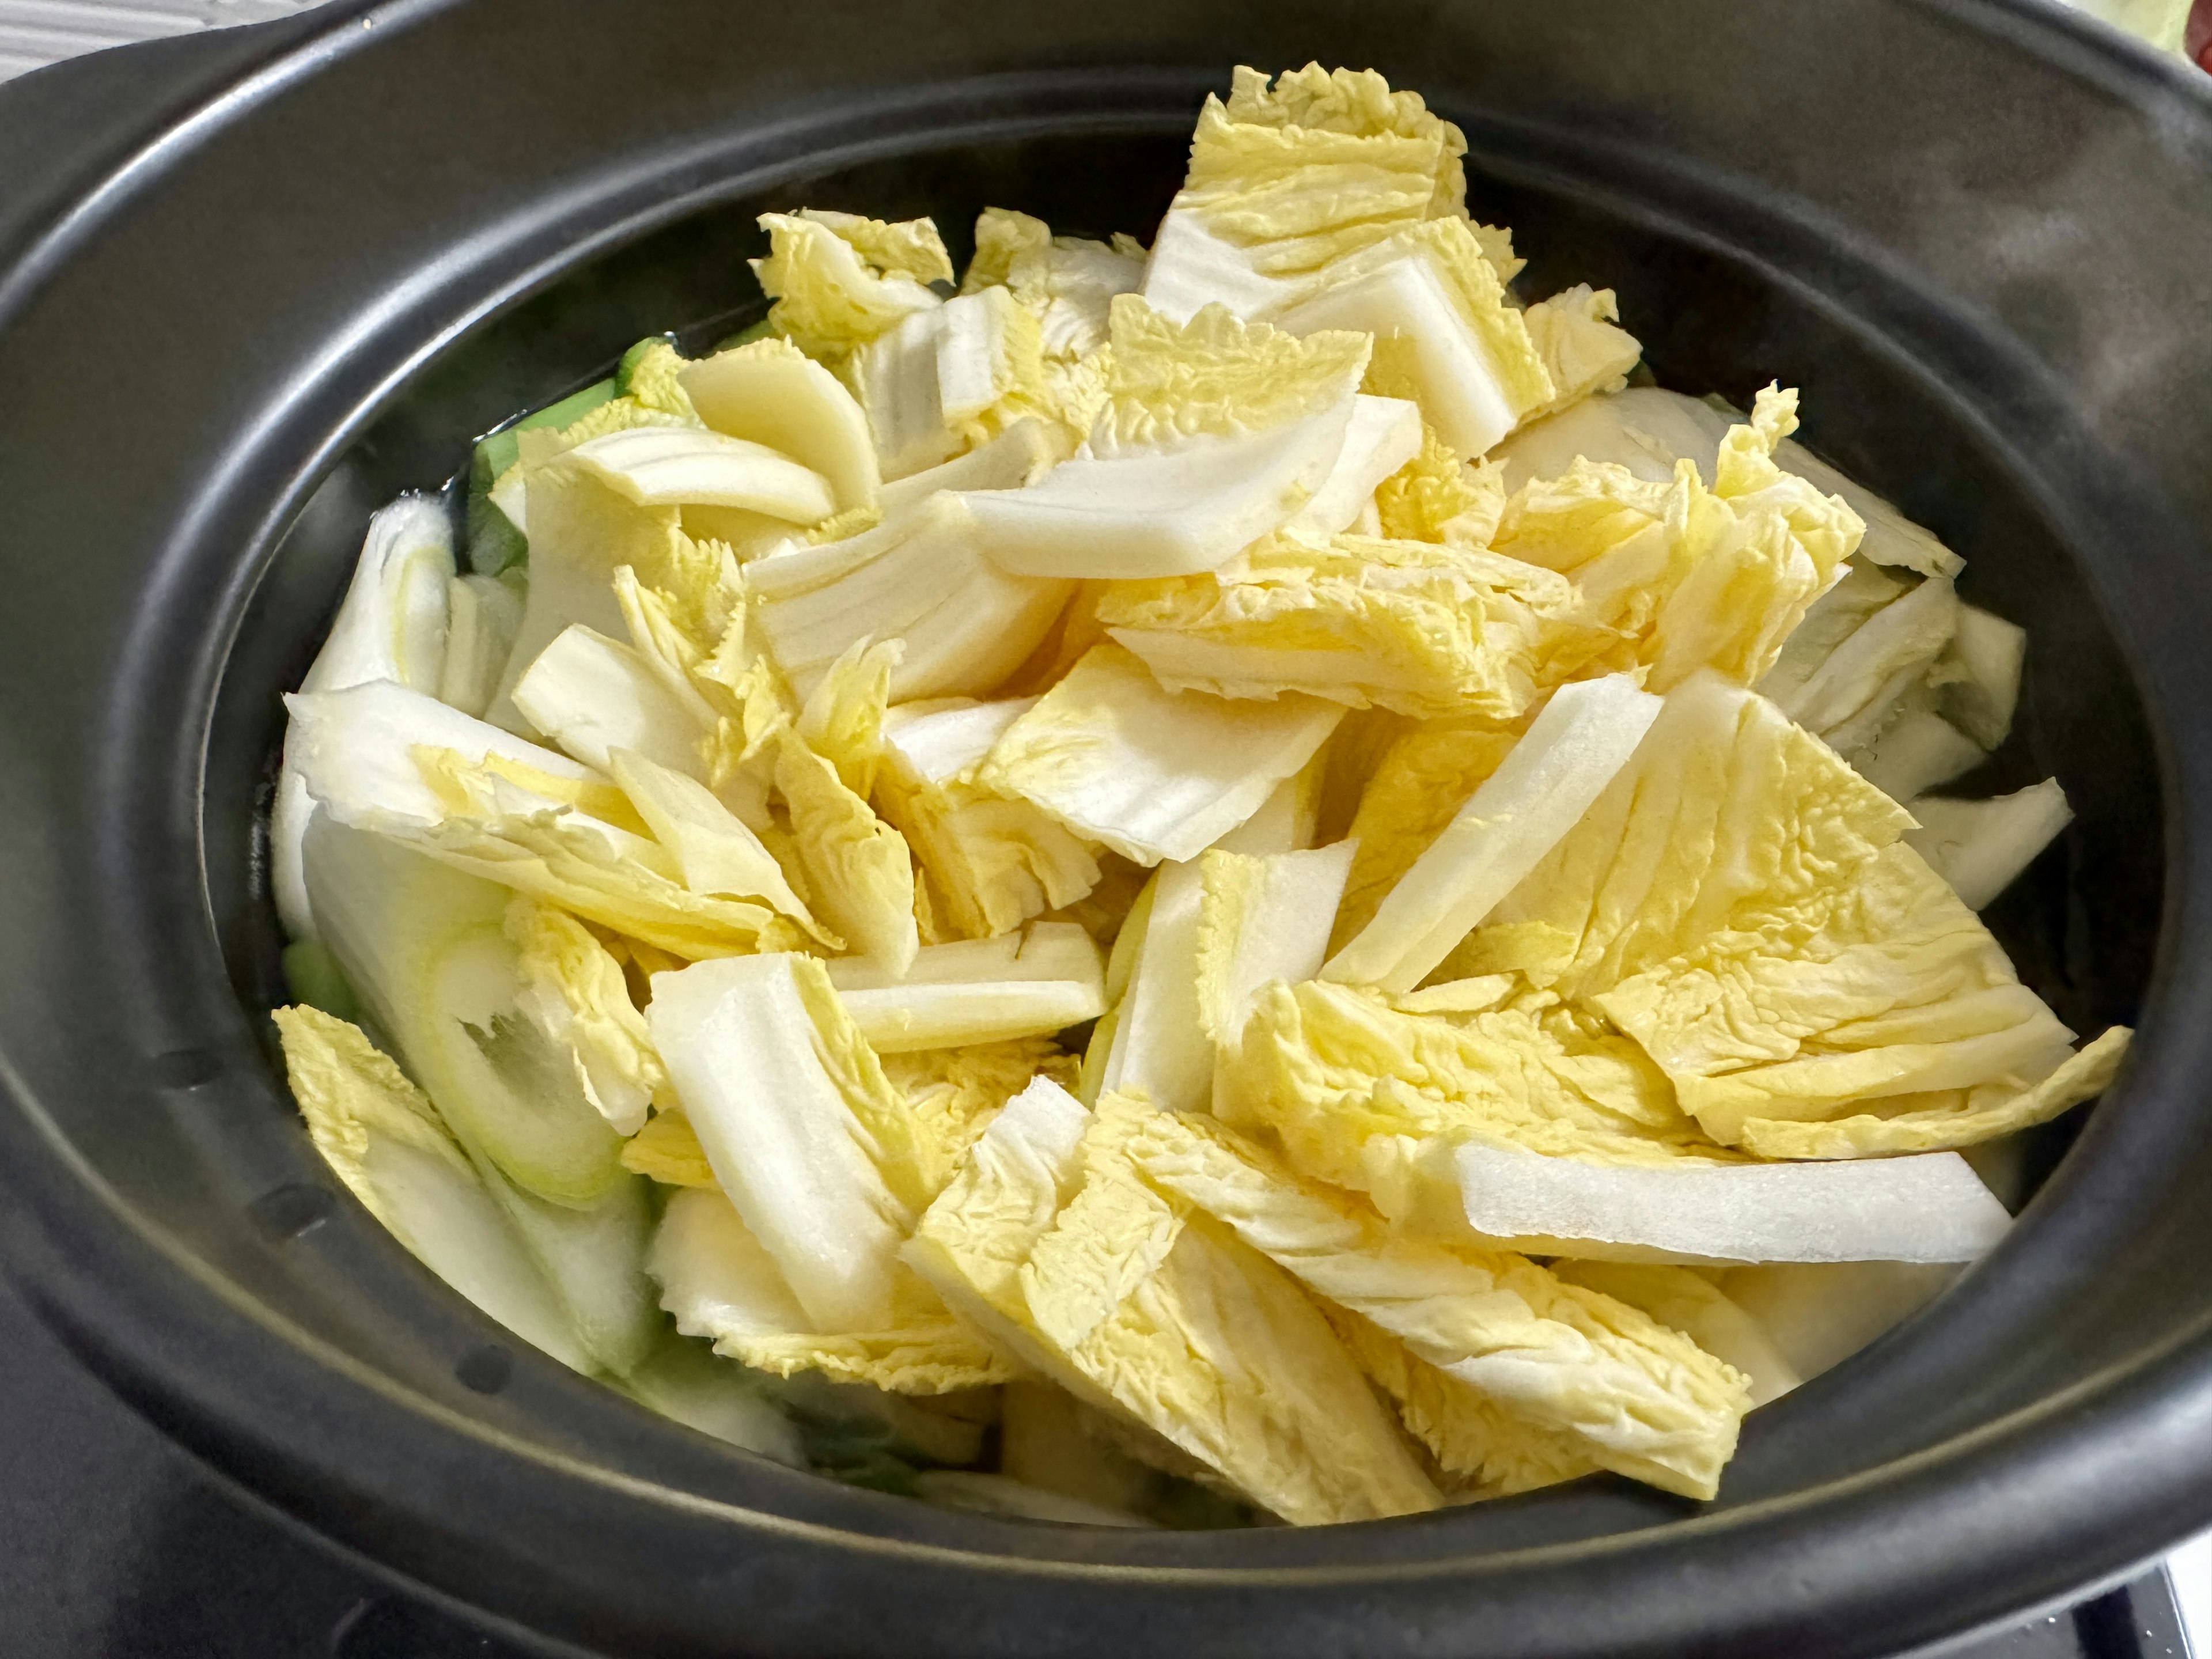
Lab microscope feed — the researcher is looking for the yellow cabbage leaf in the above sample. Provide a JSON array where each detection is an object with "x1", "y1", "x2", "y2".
[
  {"x1": 1129, "y1": 1109, "x2": 1751, "y2": 1499},
  {"x1": 1096, "y1": 529, "x2": 1566, "y2": 718},
  {"x1": 905, "y1": 1084, "x2": 1441, "y2": 1523},
  {"x1": 620, "y1": 1109, "x2": 718, "y2": 1188},
  {"x1": 505, "y1": 896, "x2": 670, "y2": 1136},
  {"x1": 751, "y1": 210, "x2": 950, "y2": 365}
]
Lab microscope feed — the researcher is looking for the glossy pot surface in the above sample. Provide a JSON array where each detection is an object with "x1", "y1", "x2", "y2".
[{"x1": 1, "y1": 3, "x2": 2209, "y2": 1655}]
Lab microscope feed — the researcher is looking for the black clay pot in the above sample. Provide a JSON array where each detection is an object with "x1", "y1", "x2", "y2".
[{"x1": 1, "y1": 3, "x2": 2209, "y2": 1656}]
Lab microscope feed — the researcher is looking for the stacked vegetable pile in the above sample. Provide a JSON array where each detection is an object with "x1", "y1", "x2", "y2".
[{"x1": 271, "y1": 65, "x2": 2131, "y2": 1527}]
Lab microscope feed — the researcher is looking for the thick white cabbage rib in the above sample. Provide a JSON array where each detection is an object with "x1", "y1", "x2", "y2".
[
  {"x1": 961, "y1": 298, "x2": 1372, "y2": 581},
  {"x1": 679, "y1": 335, "x2": 880, "y2": 512},
  {"x1": 1271, "y1": 217, "x2": 1554, "y2": 459},
  {"x1": 512, "y1": 624, "x2": 709, "y2": 778},
  {"x1": 645, "y1": 952, "x2": 1002, "y2": 1389},
  {"x1": 1903, "y1": 781, "x2": 2073, "y2": 910},
  {"x1": 978, "y1": 642, "x2": 1346, "y2": 865},
  {"x1": 566, "y1": 426, "x2": 838, "y2": 521},
  {"x1": 1324, "y1": 673, "x2": 1662, "y2": 992},
  {"x1": 274, "y1": 496, "x2": 456, "y2": 939},
  {"x1": 825, "y1": 924, "x2": 1107, "y2": 1052},
  {"x1": 1449, "y1": 1138, "x2": 2013, "y2": 1264},
  {"x1": 748, "y1": 495, "x2": 1074, "y2": 702}
]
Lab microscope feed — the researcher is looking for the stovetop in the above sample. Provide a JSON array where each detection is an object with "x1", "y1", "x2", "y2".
[{"x1": 0, "y1": 1274, "x2": 2189, "y2": 1659}]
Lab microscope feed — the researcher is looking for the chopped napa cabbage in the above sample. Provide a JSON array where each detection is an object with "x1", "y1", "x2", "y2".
[
  {"x1": 1096, "y1": 528, "x2": 1565, "y2": 719},
  {"x1": 1270, "y1": 217, "x2": 1553, "y2": 460},
  {"x1": 1209, "y1": 748, "x2": 1324, "y2": 855},
  {"x1": 295, "y1": 824, "x2": 662, "y2": 1367},
  {"x1": 1218, "y1": 976, "x2": 1714, "y2": 1237},
  {"x1": 565, "y1": 426, "x2": 839, "y2": 522},
  {"x1": 1330, "y1": 717, "x2": 1520, "y2": 949},
  {"x1": 1194, "y1": 842, "x2": 1356, "y2": 1056},
  {"x1": 882, "y1": 1035, "x2": 1082, "y2": 1181},
  {"x1": 1518, "y1": 286, "x2": 1642, "y2": 422},
  {"x1": 750, "y1": 210, "x2": 950, "y2": 366},
  {"x1": 1735, "y1": 1023, "x2": 2130, "y2": 1158},
  {"x1": 272, "y1": 1004, "x2": 588, "y2": 1371},
  {"x1": 1937, "y1": 604, "x2": 2028, "y2": 749},
  {"x1": 1139, "y1": 63, "x2": 1470, "y2": 324},
  {"x1": 1596, "y1": 844, "x2": 2080, "y2": 1147},
  {"x1": 608, "y1": 749, "x2": 820, "y2": 930},
  {"x1": 1551, "y1": 1262, "x2": 1801, "y2": 1407},
  {"x1": 1096, "y1": 859, "x2": 1209, "y2": 1115},
  {"x1": 621, "y1": 1108, "x2": 718, "y2": 1188},
  {"x1": 1760, "y1": 573, "x2": 1961, "y2": 755},
  {"x1": 616, "y1": 1332, "x2": 807, "y2": 1464},
  {"x1": 288, "y1": 681, "x2": 801, "y2": 959},
  {"x1": 748, "y1": 494, "x2": 1075, "y2": 702},
  {"x1": 977, "y1": 641, "x2": 1346, "y2": 866},
  {"x1": 645, "y1": 952, "x2": 1002, "y2": 1388},
  {"x1": 615, "y1": 338, "x2": 699, "y2": 421},
  {"x1": 873, "y1": 416, "x2": 1062, "y2": 521},
  {"x1": 1492, "y1": 388, "x2": 1865, "y2": 692},
  {"x1": 505, "y1": 896, "x2": 668, "y2": 1137},
  {"x1": 652, "y1": 1185, "x2": 1010, "y2": 1393},
  {"x1": 796, "y1": 636, "x2": 899, "y2": 799},
  {"x1": 769, "y1": 721, "x2": 919, "y2": 973},
  {"x1": 1755, "y1": 560, "x2": 1912, "y2": 712},
  {"x1": 824, "y1": 923, "x2": 1107, "y2": 1053},
  {"x1": 959, "y1": 298, "x2": 1372, "y2": 581},
  {"x1": 1279, "y1": 394, "x2": 1423, "y2": 539},
  {"x1": 963, "y1": 208, "x2": 1145, "y2": 359},
  {"x1": 1375, "y1": 425, "x2": 1494, "y2": 542},
  {"x1": 437, "y1": 571, "x2": 527, "y2": 720},
  {"x1": 1321, "y1": 1308, "x2": 1601, "y2": 1497},
  {"x1": 273, "y1": 495, "x2": 457, "y2": 940},
  {"x1": 1495, "y1": 387, "x2": 1965, "y2": 581},
  {"x1": 1325, "y1": 674, "x2": 1664, "y2": 993},
  {"x1": 850, "y1": 285, "x2": 1053, "y2": 478},
  {"x1": 484, "y1": 460, "x2": 734, "y2": 734},
  {"x1": 1447, "y1": 1136, "x2": 2013, "y2": 1264},
  {"x1": 510, "y1": 624, "x2": 710, "y2": 777},
  {"x1": 679, "y1": 335, "x2": 880, "y2": 512},
  {"x1": 1129, "y1": 1109, "x2": 1750, "y2": 1498},
  {"x1": 299, "y1": 815, "x2": 630, "y2": 1206},
  {"x1": 904, "y1": 1085, "x2": 1442, "y2": 1522},
  {"x1": 1903, "y1": 779, "x2": 2073, "y2": 911},
  {"x1": 876, "y1": 697, "x2": 1104, "y2": 940},
  {"x1": 1853, "y1": 710, "x2": 1987, "y2": 804},
  {"x1": 1458, "y1": 672, "x2": 1912, "y2": 999}
]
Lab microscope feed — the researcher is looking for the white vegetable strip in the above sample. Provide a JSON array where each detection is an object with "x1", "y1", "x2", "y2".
[
  {"x1": 437, "y1": 573, "x2": 525, "y2": 721},
  {"x1": 1854, "y1": 711, "x2": 1986, "y2": 804},
  {"x1": 875, "y1": 418, "x2": 1059, "y2": 520},
  {"x1": 979, "y1": 642, "x2": 1346, "y2": 866},
  {"x1": 1325, "y1": 674, "x2": 1664, "y2": 993},
  {"x1": 1905, "y1": 781, "x2": 2073, "y2": 911},
  {"x1": 647, "y1": 955, "x2": 914, "y2": 1332},
  {"x1": 749, "y1": 495, "x2": 1074, "y2": 702},
  {"x1": 1274, "y1": 253, "x2": 1521, "y2": 457},
  {"x1": 566, "y1": 426, "x2": 838, "y2": 521},
  {"x1": 680, "y1": 337, "x2": 880, "y2": 511},
  {"x1": 1197, "y1": 843, "x2": 1357, "y2": 1052},
  {"x1": 961, "y1": 402, "x2": 1358, "y2": 581},
  {"x1": 1099, "y1": 858, "x2": 1209, "y2": 1113},
  {"x1": 1279, "y1": 395, "x2": 1422, "y2": 539},
  {"x1": 1446, "y1": 1138, "x2": 2013, "y2": 1264},
  {"x1": 274, "y1": 496, "x2": 456, "y2": 939},
  {"x1": 825, "y1": 924, "x2": 1107, "y2": 1053},
  {"x1": 511, "y1": 624, "x2": 708, "y2": 777},
  {"x1": 609, "y1": 750, "x2": 816, "y2": 925},
  {"x1": 1941, "y1": 605, "x2": 2028, "y2": 749}
]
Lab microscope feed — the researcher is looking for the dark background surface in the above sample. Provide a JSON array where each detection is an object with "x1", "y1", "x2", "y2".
[{"x1": 0, "y1": 1272, "x2": 2189, "y2": 1658}]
